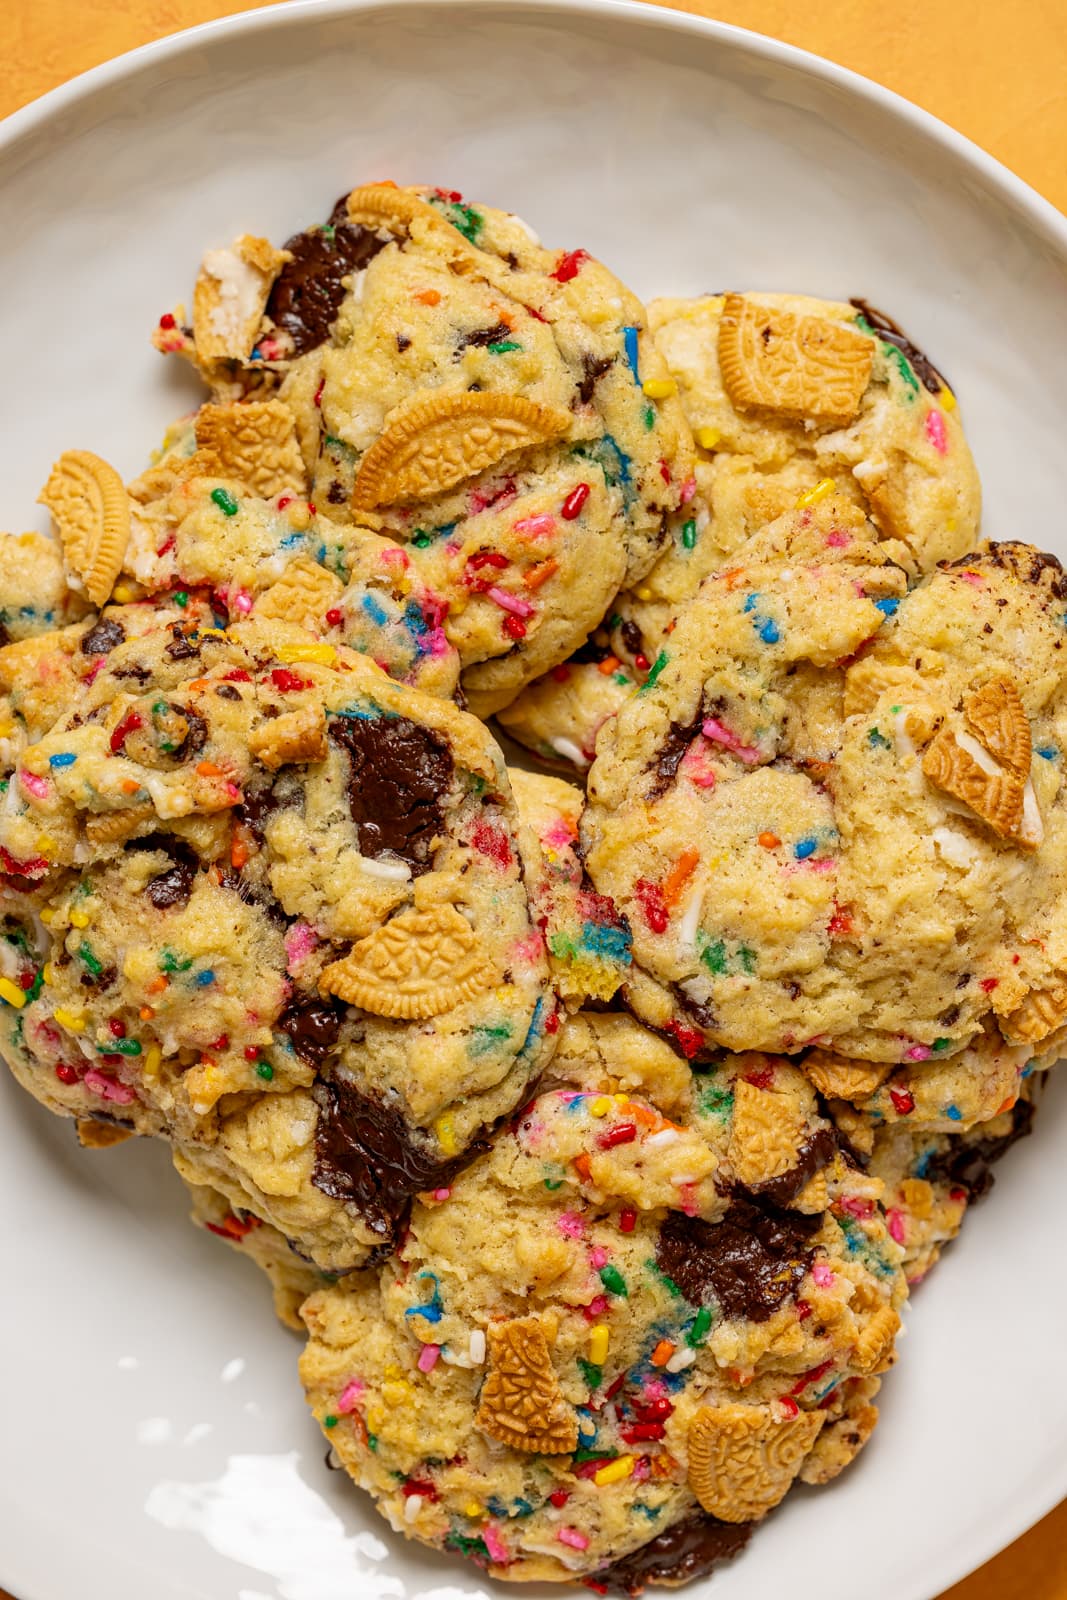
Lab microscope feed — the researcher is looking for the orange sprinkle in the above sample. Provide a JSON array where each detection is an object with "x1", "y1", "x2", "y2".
[
  {"x1": 489, "y1": 304, "x2": 518, "y2": 330},
  {"x1": 412, "y1": 288, "x2": 441, "y2": 306},
  {"x1": 758, "y1": 832, "x2": 781, "y2": 849},
  {"x1": 196, "y1": 761, "x2": 224, "y2": 778},
  {"x1": 139, "y1": 1006, "x2": 155, "y2": 1022},
  {"x1": 573, "y1": 1153, "x2": 593, "y2": 1183},
  {"x1": 721, "y1": 567, "x2": 747, "y2": 590},
  {"x1": 628, "y1": 1102, "x2": 660, "y2": 1130},
  {"x1": 120, "y1": 779, "x2": 141, "y2": 794},
  {"x1": 651, "y1": 1340, "x2": 675, "y2": 1368},
  {"x1": 597, "y1": 655, "x2": 621, "y2": 675},
  {"x1": 996, "y1": 1095, "x2": 1018, "y2": 1115},
  {"x1": 649, "y1": 1453, "x2": 679, "y2": 1480},
  {"x1": 230, "y1": 834, "x2": 250, "y2": 871},
  {"x1": 146, "y1": 976, "x2": 169, "y2": 996},
  {"x1": 524, "y1": 559, "x2": 559, "y2": 590},
  {"x1": 186, "y1": 678, "x2": 210, "y2": 693},
  {"x1": 661, "y1": 849, "x2": 699, "y2": 909}
]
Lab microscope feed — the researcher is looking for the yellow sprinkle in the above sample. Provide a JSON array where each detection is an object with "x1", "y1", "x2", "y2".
[
  {"x1": 36, "y1": 834, "x2": 57, "y2": 856},
  {"x1": 590, "y1": 1096, "x2": 612, "y2": 1118},
  {"x1": 463, "y1": 1501, "x2": 485, "y2": 1520},
  {"x1": 277, "y1": 642, "x2": 337, "y2": 666},
  {"x1": 435, "y1": 1114, "x2": 458, "y2": 1157},
  {"x1": 69, "y1": 910, "x2": 90, "y2": 929},
  {"x1": 42, "y1": 964, "x2": 56, "y2": 986},
  {"x1": 613, "y1": 1092, "x2": 629, "y2": 1106},
  {"x1": 594, "y1": 1455, "x2": 635, "y2": 1487},
  {"x1": 0, "y1": 720, "x2": 15, "y2": 740},
  {"x1": 382, "y1": 1381, "x2": 413, "y2": 1407},
  {"x1": 53, "y1": 1008, "x2": 86, "y2": 1032},
  {"x1": 143, "y1": 1044, "x2": 162, "y2": 1081},
  {"x1": 112, "y1": 584, "x2": 135, "y2": 604},
  {"x1": 589, "y1": 1325, "x2": 610, "y2": 1366},
  {"x1": 39, "y1": 907, "x2": 55, "y2": 926},
  {"x1": 946, "y1": 516, "x2": 957, "y2": 533},
  {"x1": 794, "y1": 478, "x2": 836, "y2": 510},
  {"x1": 641, "y1": 377, "x2": 677, "y2": 399},
  {"x1": 694, "y1": 427, "x2": 720, "y2": 451},
  {"x1": 0, "y1": 978, "x2": 27, "y2": 1009},
  {"x1": 634, "y1": 587, "x2": 653, "y2": 603},
  {"x1": 940, "y1": 384, "x2": 957, "y2": 412}
]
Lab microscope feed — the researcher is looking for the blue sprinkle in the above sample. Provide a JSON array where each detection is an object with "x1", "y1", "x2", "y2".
[
  {"x1": 404, "y1": 599, "x2": 429, "y2": 637},
  {"x1": 517, "y1": 995, "x2": 547, "y2": 1059},
  {"x1": 742, "y1": 593, "x2": 759, "y2": 614},
  {"x1": 486, "y1": 1497, "x2": 510, "y2": 1519},
  {"x1": 48, "y1": 753, "x2": 77, "y2": 769},
  {"x1": 580, "y1": 920, "x2": 633, "y2": 963},
  {"x1": 622, "y1": 325, "x2": 640, "y2": 383},
  {"x1": 945, "y1": 1103, "x2": 963, "y2": 1122},
  {"x1": 913, "y1": 1147, "x2": 934, "y2": 1179},
  {"x1": 361, "y1": 594, "x2": 389, "y2": 627},
  {"x1": 315, "y1": 543, "x2": 328, "y2": 564},
  {"x1": 279, "y1": 532, "x2": 305, "y2": 549},
  {"x1": 19, "y1": 605, "x2": 37, "y2": 619},
  {"x1": 249, "y1": 346, "x2": 263, "y2": 361},
  {"x1": 794, "y1": 837, "x2": 817, "y2": 860},
  {"x1": 408, "y1": 1300, "x2": 442, "y2": 1324},
  {"x1": 195, "y1": 969, "x2": 216, "y2": 987},
  {"x1": 874, "y1": 597, "x2": 900, "y2": 617},
  {"x1": 511, "y1": 1498, "x2": 535, "y2": 1519},
  {"x1": 1038, "y1": 745, "x2": 1058, "y2": 760},
  {"x1": 758, "y1": 618, "x2": 780, "y2": 644}
]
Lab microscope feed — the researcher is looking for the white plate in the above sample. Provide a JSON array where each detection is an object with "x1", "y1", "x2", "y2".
[{"x1": 2, "y1": 3, "x2": 1067, "y2": 1597}]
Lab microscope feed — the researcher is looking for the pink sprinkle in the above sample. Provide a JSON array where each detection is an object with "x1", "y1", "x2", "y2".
[
  {"x1": 904, "y1": 1044, "x2": 932, "y2": 1062},
  {"x1": 284, "y1": 921, "x2": 319, "y2": 973},
  {"x1": 957, "y1": 569, "x2": 985, "y2": 587},
  {"x1": 432, "y1": 1187, "x2": 451, "y2": 1202},
  {"x1": 83, "y1": 1069, "x2": 136, "y2": 1105},
  {"x1": 417, "y1": 1343, "x2": 441, "y2": 1373},
  {"x1": 19, "y1": 770, "x2": 50, "y2": 800},
  {"x1": 557, "y1": 1527, "x2": 590, "y2": 1551},
  {"x1": 679, "y1": 476, "x2": 697, "y2": 504},
  {"x1": 557, "y1": 1211, "x2": 587, "y2": 1240},
  {"x1": 223, "y1": 782, "x2": 241, "y2": 803},
  {"x1": 83, "y1": 657, "x2": 107, "y2": 685},
  {"x1": 337, "y1": 1379, "x2": 365, "y2": 1414},
  {"x1": 643, "y1": 1377, "x2": 669, "y2": 1401},
  {"x1": 589, "y1": 1245, "x2": 609, "y2": 1270},
  {"x1": 678, "y1": 1182, "x2": 700, "y2": 1216},
  {"x1": 632, "y1": 1457, "x2": 651, "y2": 1482},
  {"x1": 482, "y1": 1524, "x2": 508, "y2": 1564},
  {"x1": 512, "y1": 513, "x2": 557, "y2": 540},
  {"x1": 803, "y1": 857, "x2": 836, "y2": 873},
  {"x1": 812, "y1": 1261, "x2": 835, "y2": 1288},
  {"x1": 544, "y1": 818, "x2": 577, "y2": 850},
  {"x1": 887, "y1": 1208, "x2": 907, "y2": 1244},
  {"x1": 681, "y1": 745, "x2": 717, "y2": 789},
  {"x1": 924, "y1": 408, "x2": 949, "y2": 456},
  {"x1": 379, "y1": 547, "x2": 410, "y2": 570},
  {"x1": 232, "y1": 589, "x2": 254, "y2": 615},
  {"x1": 583, "y1": 1295, "x2": 609, "y2": 1321},
  {"x1": 826, "y1": 530, "x2": 850, "y2": 548},
  {"x1": 702, "y1": 718, "x2": 760, "y2": 765},
  {"x1": 487, "y1": 586, "x2": 534, "y2": 618}
]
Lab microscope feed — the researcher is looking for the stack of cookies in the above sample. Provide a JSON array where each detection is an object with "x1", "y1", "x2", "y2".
[{"x1": 0, "y1": 183, "x2": 1061, "y2": 1592}]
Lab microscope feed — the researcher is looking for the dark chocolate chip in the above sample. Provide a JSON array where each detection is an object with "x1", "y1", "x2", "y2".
[
  {"x1": 164, "y1": 624, "x2": 200, "y2": 663},
  {"x1": 267, "y1": 221, "x2": 386, "y2": 357},
  {"x1": 172, "y1": 705, "x2": 208, "y2": 763},
  {"x1": 656, "y1": 1200, "x2": 820, "y2": 1323},
  {"x1": 459, "y1": 321, "x2": 513, "y2": 352},
  {"x1": 134, "y1": 836, "x2": 200, "y2": 911},
  {"x1": 646, "y1": 704, "x2": 705, "y2": 800},
  {"x1": 327, "y1": 715, "x2": 452, "y2": 875},
  {"x1": 596, "y1": 1510, "x2": 754, "y2": 1594},
  {"x1": 850, "y1": 298, "x2": 947, "y2": 395},
  {"x1": 214, "y1": 683, "x2": 241, "y2": 701},
  {"x1": 80, "y1": 618, "x2": 127, "y2": 656},
  {"x1": 0, "y1": 621, "x2": 9, "y2": 648},
  {"x1": 742, "y1": 1125, "x2": 839, "y2": 1207},
  {"x1": 277, "y1": 997, "x2": 344, "y2": 1067},
  {"x1": 111, "y1": 664, "x2": 152, "y2": 684},
  {"x1": 578, "y1": 353, "x2": 614, "y2": 406}
]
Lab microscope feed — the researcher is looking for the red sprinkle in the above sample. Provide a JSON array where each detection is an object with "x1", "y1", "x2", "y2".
[
  {"x1": 621, "y1": 1423, "x2": 665, "y2": 1443},
  {"x1": 158, "y1": 313, "x2": 176, "y2": 330},
  {"x1": 551, "y1": 664, "x2": 571, "y2": 682},
  {"x1": 503, "y1": 615, "x2": 527, "y2": 640},
  {"x1": 270, "y1": 668, "x2": 311, "y2": 693},
  {"x1": 548, "y1": 1490, "x2": 570, "y2": 1509},
  {"x1": 743, "y1": 1064, "x2": 775, "y2": 1090},
  {"x1": 827, "y1": 903, "x2": 854, "y2": 938},
  {"x1": 325, "y1": 608, "x2": 344, "y2": 627},
  {"x1": 244, "y1": 1045, "x2": 260, "y2": 1061},
  {"x1": 779, "y1": 1396, "x2": 800, "y2": 1418},
  {"x1": 561, "y1": 483, "x2": 591, "y2": 520},
  {"x1": 467, "y1": 550, "x2": 509, "y2": 572},
  {"x1": 597, "y1": 1122, "x2": 637, "y2": 1149},
  {"x1": 634, "y1": 878, "x2": 669, "y2": 934},
  {"x1": 980, "y1": 977, "x2": 999, "y2": 993},
  {"x1": 551, "y1": 248, "x2": 589, "y2": 283},
  {"x1": 667, "y1": 1021, "x2": 704, "y2": 1060},
  {"x1": 633, "y1": 1397, "x2": 673, "y2": 1422},
  {"x1": 109, "y1": 710, "x2": 143, "y2": 754},
  {"x1": 658, "y1": 458, "x2": 671, "y2": 484},
  {"x1": 544, "y1": 1011, "x2": 560, "y2": 1035},
  {"x1": 790, "y1": 1359, "x2": 834, "y2": 1397},
  {"x1": 471, "y1": 820, "x2": 513, "y2": 869},
  {"x1": 604, "y1": 1373, "x2": 628, "y2": 1401},
  {"x1": 634, "y1": 653, "x2": 650, "y2": 672},
  {"x1": 889, "y1": 1087, "x2": 915, "y2": 1115},
  {"x1": 795, "y1": 1300, "x2": 812, "y2": 1322},
  {"x1": 619, "y1": 1207, "x2": 637, "y2": 1233},
  {"x1": 205, "y1": 1212, "x2": 260, "y2": 1242},
  {"x1": 107, "y1": 1017, "x2": 126, "y2": 1039},
  {"x1": 401, "y1": 1478, "x2": 438, "y2": 1501},
  {"x1": 313, "y1": 378, "x2": 325, "y2": 408},
  {"x1": 156, "y1": 532, "x2": 177, "y2": 558},
  {"x1": 54, "y1": 1064, "x2": 79, "y2": 1085},
  {"x1": 225, "y1": 669, "x2": 252, "y2": 683}
]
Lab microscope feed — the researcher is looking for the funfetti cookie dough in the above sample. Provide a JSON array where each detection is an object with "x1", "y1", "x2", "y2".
[
  {"x1": 500, "y1": 289, "x2": 981, "y2": 773},
  {"x1": 0, "y1": 613, "x2": 557, "y2": 1271},
  {"x1": 151, "y1": 185, "x2": 696, "y2": 717}
]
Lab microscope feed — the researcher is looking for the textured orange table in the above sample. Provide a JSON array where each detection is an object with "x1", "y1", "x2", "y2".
[{"x1": 2, "y1": 3, "x2": 1066, "y2": 1598}]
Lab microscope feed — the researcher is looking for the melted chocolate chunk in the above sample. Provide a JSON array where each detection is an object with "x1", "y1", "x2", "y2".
[
  {"x1": 164, "y1": 624, "x2": 199, "y2": 663},
  {"x1": 312, "y1": 1078, "x2": 487, "y2": 1243},
  {"x1": 172, "y1": 705, "x2": 208, "y2": 764},
  {"x1": 277, "y1": 997, "x2": 344, "y2": 1067},
  {"x1": 214, "y1": 683, "x2": 241, "y2": 702},
  {"x1": 569, "y1": 637, "x2": 613, "y2": 666},
  {"x1": 267, "y1": 217, "x2": 386, "y2": 357},
  {"x1": 80, "y1": 618, "x2": 127, "y2": 656},
  {"x1": 619, "y1": 619, "x2": 644, "y2": 660},
  {"x1": 743, "y1": 1125, "x2": 839, "y2": 1207},
  {"x1": 111, "y1": 663, "x2": 152, "y2": 684},
  {"x1": 924, "y1": 1098, "x2": 1035, "y2": 1202},
  {"x1": 849, "y1": 298, "x2": 947, "y2": 395},
  {"x1": 459, "y1": 320, "x2": 513, "y2": 351},
  {"x1": 646, "y1": 705, "x2": 705, "y2": 800},
  {"x1": 656, "y1": 1200, "x2": 819, "y2": 1322},
  {"x1": 578, "y1": 353, "x2": 614, "y2": 406},
  {"x1": 981, "y1": 541, "x2": 1067, "y2": 602},
  {"x1": 131, "y1": 836, "x2": 200, "y2": 911},
  {"x1": 328, "y1": 715, "x2": 452, "y2": 874},
  {"x1": 597, "y1": 1511, "x2": 754, "y2": 1594}
]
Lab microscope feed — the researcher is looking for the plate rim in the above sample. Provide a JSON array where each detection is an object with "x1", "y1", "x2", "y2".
[{"x1": 2, "y1": 2, "x2": 1066, "y2": 1597}]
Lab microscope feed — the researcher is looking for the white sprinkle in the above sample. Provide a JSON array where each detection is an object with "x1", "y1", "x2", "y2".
[
  {"x1": 671, "y1": 1173, "x2": 703, "y2": 1187},
  {"x1": 404, "y1": 1494, "x2": 422, "y2": 1523},
  {"x1": 469, "y1": 1329, "x2": 486, "y2": 1365},
  {"x1": 220, "y1": 1357, "x2": 245, "y2": 1384},
  {"x1": 665, "y1": 1347, "x2": 697, "y2": 1374},
  {"x1": 646, "y1": 1128, "x2": 679, "y2": 1148},
  {"x1": 550, "y1": 737, "x2": 589, "y2": 769},
  {"x1": 677, "y1": 887, "x2": 705, "y2": 954},
  {"x1": 358, "y1": 856, "x2": 411, "y2": 882}
]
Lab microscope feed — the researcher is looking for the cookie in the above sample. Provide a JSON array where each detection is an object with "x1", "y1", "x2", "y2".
[
  {"x1": 152, "y1": 185, "x2": 695, "y2": 715},
  {"x1": 299, "y1": 1011, "x2": 904, "y2": 1586},
  {"x1": 500, "y1": 290, "x2": 981, "y2": 774},
  {"x1": 581, "y1": 521, "x2": 1067, "y2": 1077},
  {"x1": 0, "y1": 532, "x2": 92, "y2": 645},
  {"x1": 0, "y1": 614, "x2": 556, "y2": 1271}
]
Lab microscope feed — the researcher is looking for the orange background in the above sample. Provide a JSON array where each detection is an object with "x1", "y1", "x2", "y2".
[{"x1": 2, "y1": 2, "x2": 1066, "y2": 1597}]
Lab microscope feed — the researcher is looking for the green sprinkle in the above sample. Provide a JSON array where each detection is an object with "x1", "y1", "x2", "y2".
[
  {"x1": 96, "y1": 1036, "x2": 141, "y2": 1056},
  {"x1": 158, "y1": 948, "x2": 194, "y2": 974},
  {"x1": 544, "y1": 1178, "x2": 563, "y2": 1191},
  {"x1": 868, "y1": 727, "x2": 892, "y2": 750},
  {"x1": 577, "y1": 1359, "x2": 603, "y2": 1389},
  {"x1": 643, "y1": 405, "x2": 655, "y2": 430},
  {"x1": 701, "y1": 940, "x2": 728, "y2": 977},
  {"x1": 446, "y1": 1531, "x2": 489, "y2": 1559},
  {"x1": 411, "y1": 529, "x2": 433, "y2": 549},
  {"x1": 932, "y1": 1037, "x2": 951, "y2": 1052},
  {"x1": 599, "y1": 1264, "x2": 627, "y2": 1297},
  {"x1": 78, "y1": 942, "x2": 103, "y2": 977},
  {"x1": 321, "y1": 223, "x2": 336, "y2": 242},
  {"x1": 639, "y1": 651, "x2": 668, "y2": 693},
  {"x1": 572, "y1": 1448, "x2": 614, "y2": 1465},
  {"x1": 884, "y1": 343, "x2": 919, "y2": 395},
  {"x1": 256, "y1": 1060, "x2": 275, "y2": 1080},
  {"x1": 367, "y1": 1434, "x2": 378, "y2": 1452},
  {"x1": 613, "y1": 672, "x2": 630, "y2": 687},
  {"x1": 686, "y1": 1305, "x2": 713, "y2": 1347},
  {"x1": 698, "y1": 1081, "x2": 734, "y2": 1121},
  {"x1": 737, "y1": 945, "x2": 757, "y2": 975},
  {"x1": 645, "y1": 1258, "x2": 683, "y2": 1298},
  {"x1": 323, "y1": 1414, "x2": 339, "y2": 1429},
  {"x1": 681, "y1": 519, "x2": 698, "y2": 551},
  {"x1": 607, "y1": 613, "x2": 623, "y2": 630},
  {"x1": 488, "y1": 340, "x2": 522, "y2": 354},
  {"x1": 173, "y1": 591, "x2": 189, "y2": 608},
  {"x1": 210, "y1": 487, "x2": 239, "y2": 517},
  {"x1": 24, "y1": 967, "x2": 45, "y2": 1004}
]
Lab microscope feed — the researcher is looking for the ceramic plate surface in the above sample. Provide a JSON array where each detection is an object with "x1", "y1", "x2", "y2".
[{"x1": 2, "y1": 3, "x2": 1067, "y2": 1597}]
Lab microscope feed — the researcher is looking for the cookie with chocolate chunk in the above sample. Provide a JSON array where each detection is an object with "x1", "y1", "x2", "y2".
[
  {"x1": 581, "y1": 522, "x2": 1067, "y2": 1079},
  {"x1": 501, "y1": 289, "x2": 981, "y2": 774},
  {"x1": 151, "y1": 183, "x2": 695, "y2": 716},
  {"x1": 299, "y1": 1011, "x2": 904, "y2": 1585},
  {"x1": 0, "y1": 614, "x2": 556, "y2": 1271}
]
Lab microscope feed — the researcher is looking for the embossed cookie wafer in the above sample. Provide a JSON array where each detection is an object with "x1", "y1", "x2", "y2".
[
  {"x1": 319, "y1": 901, "x2": 495, "y2": 1020},
  {"x1": 192, "y1": 399, "x2": 306, "y2": 498},
  {"x1": 38, "y1": 450, "x2": 131, "y2": 606},
  {"x1": 921, "y1": 726, "x2": 1026, "y2": 842},
  {"x1": 718, "y1": 293, "x2": 874, "y2": 424},
  {"x1": 192, "y1": 234, "x2": 290, "y2": 364},
  {"x1": 298, "y1": 1011, "x2": 905, "y2": 1583},
  {"x1": 964, "y1": 677, "x2": 1032, "y2": 777}
]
